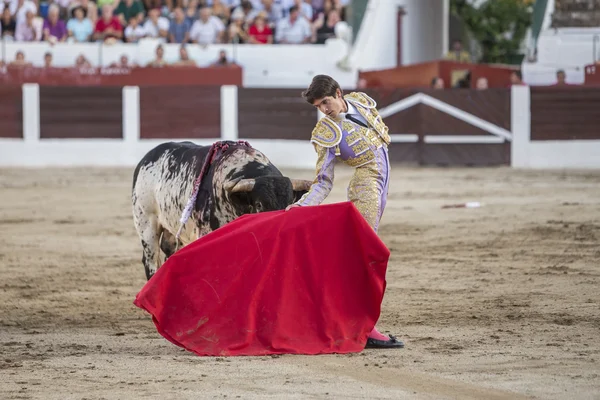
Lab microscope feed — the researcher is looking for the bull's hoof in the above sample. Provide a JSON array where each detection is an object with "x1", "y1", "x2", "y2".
[{"x1": 365, "y1": 335, "x2": 405, "y2": 349}]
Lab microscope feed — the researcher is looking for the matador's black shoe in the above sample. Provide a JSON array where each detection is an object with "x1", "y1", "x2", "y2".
[{"x1": 365, "y1": 335, "x2": 405, "y2": 349}]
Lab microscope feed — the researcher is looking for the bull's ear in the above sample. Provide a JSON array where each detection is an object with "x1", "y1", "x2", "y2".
[
  {"x1": 224, "y1": 178, "x2": 256, "y2": 193},
  {"x1": 289, "y1": 179, "x2": 313, "y2": 192}
]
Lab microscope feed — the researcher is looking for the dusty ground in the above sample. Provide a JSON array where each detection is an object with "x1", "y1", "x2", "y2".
[{"x1": 0, "y1": 165, "x2": 599, "y2": 400}]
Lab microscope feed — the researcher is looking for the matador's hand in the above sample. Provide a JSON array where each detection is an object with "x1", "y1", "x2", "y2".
[{"x1": 285, "y1": 204, "x2": 300, "y2": 211}]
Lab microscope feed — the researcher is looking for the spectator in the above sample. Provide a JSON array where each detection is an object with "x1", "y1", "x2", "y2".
[
  {"x1": 144, "y1": 8, "x2": 169, "y2": 40},
  {"x1": 292, "y1": 0, "x2": 312, "y2": 21},
  {"x1": 211, "y1": 49, "x2": 232, "y2": 66},
  {"x1": 189, "y1": 6, "x2": 225, "y2": 45},
  {"x1": 173, "y1": 44, "x2": 196, "y2": 66},
  {"x1": 331, "y1": 0, "x2": 346, "y2": 20},
  {"x1": 184, "y1": 0, "x2": 199, "y2": 25},
  {"x1": 142, "y1": 0, "x2": 165, "y2": 14},
  {"x1": 168, "y1": 7, "x2": 190, "y2": 43},
  {"x1": 275, "y1": 5, "x2": 310, "y2": 44},
  {"x1": 431, "y1": 76, "x2": 444, "y2": 89},
  {"x1": 454, "y1": 70, "x2": 471, "y2": 88},
  {"x1": 554, "y1": 69, "x2": 568, "y2": 85},
  {"x1": 260, "y1": 0, "x2": 283, "y2": 27},
  {"x1": 67, "y1": 6, "x2": 93, "y2": 43},
  {"x1": 1, "y1": 7, "x2": 16, "y2": 39},
  {"x1": 115, "y1": 0, "x2": 144, "y2": 27},
  {"x1": 15, "y1": 10, "x2": 40, "y2": 41},
  {"x1": 248, "y1": 11, "x2": 272, "y2": 44},
  {"x1": 54, "y1": 0, "x2": 73, "y2": 20},
  {"x1": 510, "y1": 70, "x2": 525, "y2": 86},
  {"x1": 0, "y1": 0, "x2": 37, "y2": 25},
  {"x1": 211, "y1": 0, "x2": 231, "y2": 26},
  {"x1": 475, "y1": 77, "x2": 488, "y2": 90},
  {"x1": 109, "y1": 54, "x2": 137, "y2": 67},
  {"x1": 147, "y1": 44, "x2": 168, "y2": 66},
  {"x1": 445, "y1": 39, "x2": 471, "y2": 63},
  {"x1": 96, "y1": 0, "x2": 117, "y2": 10},
  {"x1": 231, "y1": 0, "x2": 258, "y2": 24},
  {"x1": 227, "y1": 7, "x2": 249, "y2": 43},
  {"x1": 93, "y1": 4, "x2": 123, "y2": 42},
  {"x1": 9, "y1": 50, "x2": 33, "y2": 67},
  {"x1": 312, "y1": 7, "x2": 338, "y2": 43},
  {"x1": 43, "y1": 52, "x2": 53, "y2": 67},
  {"x1": 43, "y1": 4, "x2": 68, "y2": 43},
  {"x1": 124, "y1": 15, "x2": 146, "y2": 42},
  {"x1": 68, "y1": 0, "x2": 98, "y2": 25},
  {"x1": 75, "y1": 53, "x2": 92, "y2": 67}
]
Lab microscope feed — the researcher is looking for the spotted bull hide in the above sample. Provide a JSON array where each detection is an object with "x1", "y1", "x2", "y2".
[{"x1": 132, "y1": 141, "x2": 312, "y2": 280}]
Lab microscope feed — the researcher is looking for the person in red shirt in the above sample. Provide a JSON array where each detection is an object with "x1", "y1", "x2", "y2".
[
  {"x1": 93, "y1": 4, "x2": 123, "y2": 42},
  {"x1": 248, "y1": 11, "x2": 273, "y2": 44}
]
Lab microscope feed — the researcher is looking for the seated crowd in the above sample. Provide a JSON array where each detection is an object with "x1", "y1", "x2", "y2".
[{"x1": 0, "y1": 0, "x2": 348, "y2": 44}]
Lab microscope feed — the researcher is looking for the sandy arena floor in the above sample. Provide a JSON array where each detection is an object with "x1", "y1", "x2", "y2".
[{"x1": 0, "y1": 164, "x2": 599, "y2": 400}]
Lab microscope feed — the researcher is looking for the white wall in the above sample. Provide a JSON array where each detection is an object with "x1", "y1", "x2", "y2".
[
  {"x1": 0, "y1": 84, "x2": 318, "y2": 169},
  {"x1": 3, "y1": 83, "x2": 598, "y2": 170},
  {"x1": 0, "y1": 38, "x2": 357, "y2": 88},
  {"x1": 523, "y1": 27, "x2": 600, "y2": 85},
  {"x1": 349, "y1": 0, "x2": 448, "y2": 71},
  {"x1": 510, "y1": 85, "x2": 600, "y2": 169}
]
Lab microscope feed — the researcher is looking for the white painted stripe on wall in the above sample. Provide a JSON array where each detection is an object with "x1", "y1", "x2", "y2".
[
  {"x1": 378, "y1": 92, "x2": 513, "y2": 142},
  {"x1": 123, "y1": 86, "x2": 140, "y2": 143},
  {"x1": 0, "y1": 138, "x2": 318, "y2": 169},
  {"x1": 420, "y1": 95, "x2": 513, "y2": 141},
  {"x1": 389, "y1": 134, "x2": 419, "y2": 143},
  {"x1": 378, "y1": 93, "x2": 423, "y2": 117},
  {"x1": 221, "y1": 85, "x2": 238, "y2": 140},
  {"x1": 22, "y1": 83, "x2": 40, "y2": 143},
  {"x1": 510, "y1": 85, "x2": 531, "y2": 168},
  {"x1": 424, "y1": 135, "x2": 506, "y2": 144}
]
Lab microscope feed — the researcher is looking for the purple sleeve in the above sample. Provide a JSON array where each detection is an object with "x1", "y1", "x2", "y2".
[{"x1": 295, "y1": 144, "x2": 336, "y2": 206}]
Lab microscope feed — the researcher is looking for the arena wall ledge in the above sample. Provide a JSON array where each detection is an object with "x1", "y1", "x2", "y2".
[{"x1": 0, "y1": 84, "x2": 599, "y2": 170}]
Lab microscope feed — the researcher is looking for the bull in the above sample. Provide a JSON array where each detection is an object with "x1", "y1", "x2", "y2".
[{"x1": 132, "y1": 141, "x2": 312, "y2": 280}]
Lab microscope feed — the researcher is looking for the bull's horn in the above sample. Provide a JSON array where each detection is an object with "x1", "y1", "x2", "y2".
[
  {"x1": 225, "y1": 178, "x2": 256, "y2": 193},
  {"x1": 290, "y1": 179, "x2": 313, "y2": 191}
]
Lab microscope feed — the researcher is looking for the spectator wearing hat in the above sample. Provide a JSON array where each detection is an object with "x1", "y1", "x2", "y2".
[
  {"x1": 67, "y1": 5, "x2": 93, "y2": 42},
  {"x1": 68, "y1": 0, "x2": 98, "y2": 25},
  {"x1": 247, "y1": 11, "x2": 272, "y2": 44}
]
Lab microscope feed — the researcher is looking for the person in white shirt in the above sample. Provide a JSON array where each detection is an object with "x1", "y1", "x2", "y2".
[
  {"x1": 143, "y1": 7, "x2": 169, "y2": 41},
  {"x1": 189, "y1": 6, "x2": 225, "y2": 45},
  {"x1": 124, "y1": 15, "x2": 146, "y2": 42},
  {"x1": 275, "y1": 4, "x2": 310, "y2": 44},
  {"x1": 0, "y1": 0, "x2": 37, "y2": 25}
]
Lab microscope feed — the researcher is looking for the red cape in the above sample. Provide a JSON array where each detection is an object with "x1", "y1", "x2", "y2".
[{"x1": 133, "y1": 202, "x2": 390, "y2": 356}]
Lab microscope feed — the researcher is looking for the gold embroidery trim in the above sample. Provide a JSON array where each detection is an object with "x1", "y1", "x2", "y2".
[{"x1": 311, "y1": 117, "x2": 342, "y2": 148}]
